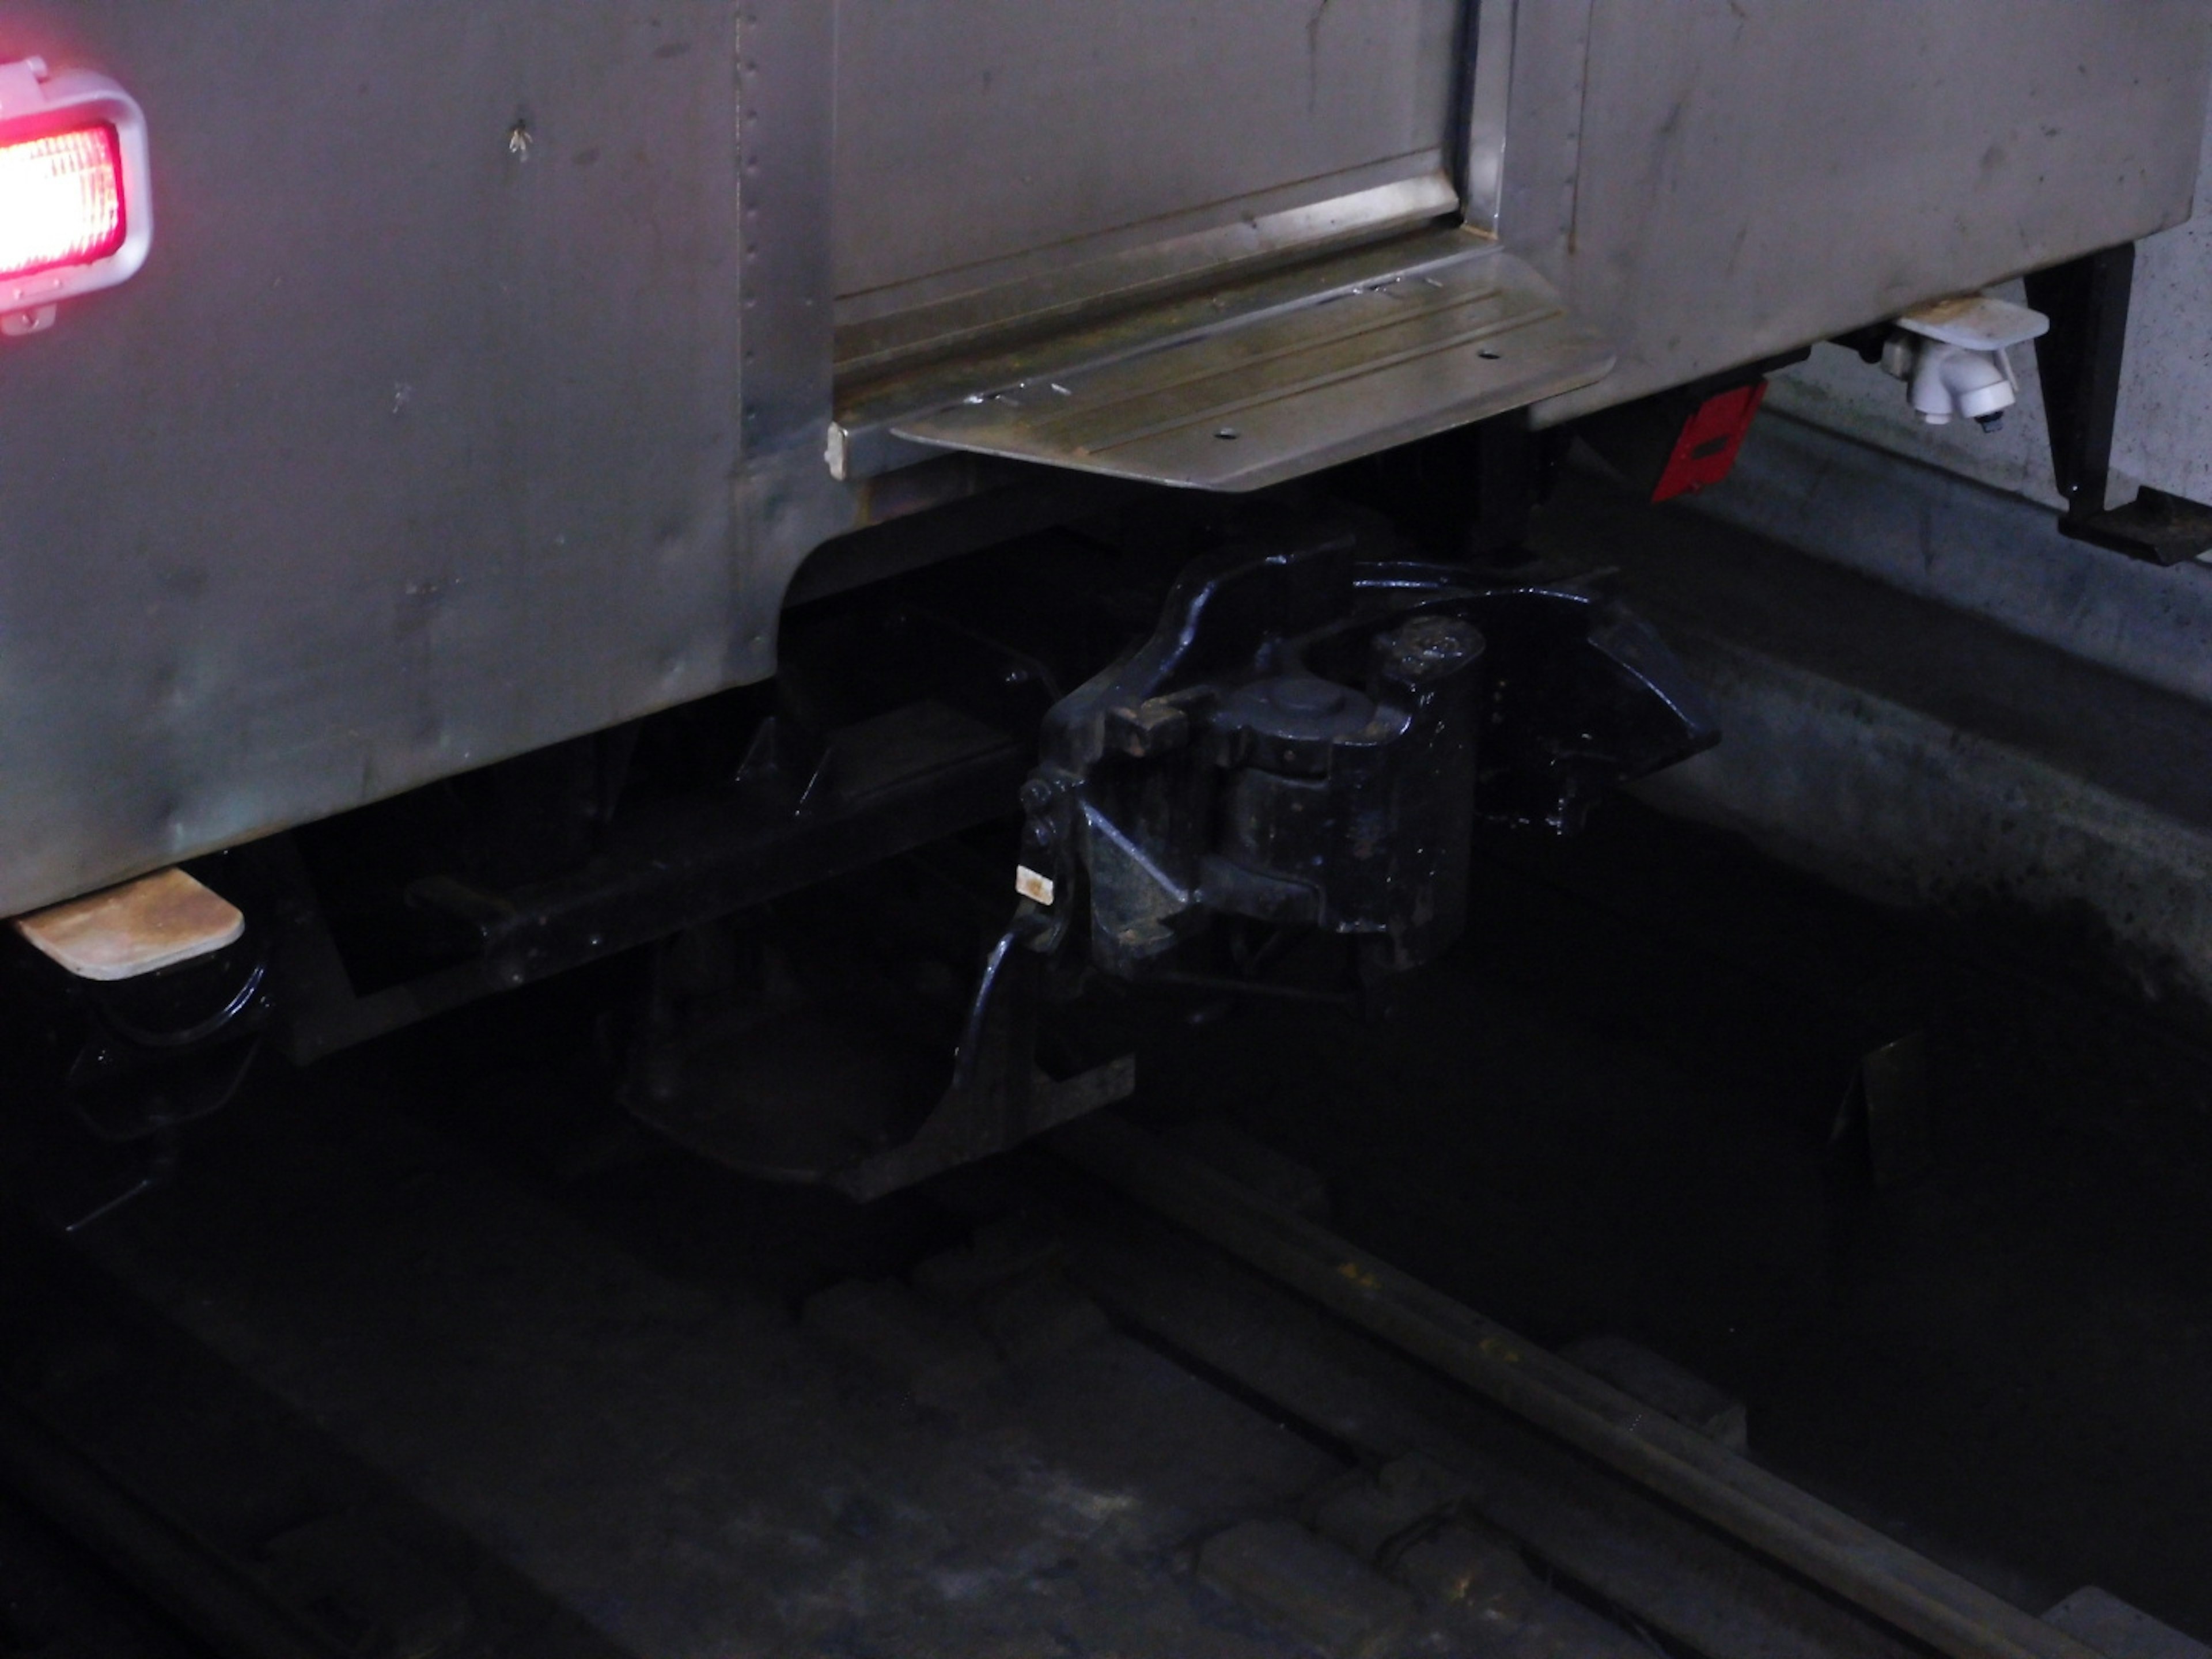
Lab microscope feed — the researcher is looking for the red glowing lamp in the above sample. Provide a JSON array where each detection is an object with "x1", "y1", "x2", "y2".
[{"x1": 0, "y1": 56, "x2": 150, "y2": 336}]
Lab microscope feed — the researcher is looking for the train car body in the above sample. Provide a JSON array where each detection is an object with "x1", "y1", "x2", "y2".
[{"x1": 2, "y1": 1, "x2": 2204, "y2": 918}]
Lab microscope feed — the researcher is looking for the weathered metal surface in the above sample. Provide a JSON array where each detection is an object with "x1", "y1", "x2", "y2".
[
  {"x1": 1046, "y1": 1157, "x2": 1932, "y2": 1659},
  {"x1": 2046, "y1": 1589, "x2": 2212, "y2": 1659},
  {"x1": 829, "y1": 0, "x2": 1465, "y2": 324},
  {"x1": 1021, "y1": 527, "x2": 1487, "y2": 976},
  {"x1": 836, "y1": 224, "x2": 1510, "y2": 483},
  {"x1": 7, "y1": 0, "x2": 2209, "y2": 927},
  {"x1": 1014, "y1": 522, "x2": 1714, "y2": 986},
  {"x1": 1763, "y1": 108, "x2": 2212, "y2": 516},
  {"x1": 1518, "y1": 0, "x2": 2212, "y2": 425},
  {"x1": 1054, "y1": 1110, "x2": 2108, "y2": 1659},
  {"x1": 0, "y1": 3, "x2": 747, "y2": 917},
  {"x1": 835, "y1": 175, "x2": 1463, "y2": 389},
  {"x1": 889, "y1": 236, "x2": 1612, "y2": 491},
  {"x1": 1561, "y1": 1334, "x2": 1751, "y2": 1453},
  {"x1": 1459, "y1": 0, "x2": 1516, "y2": 238}
]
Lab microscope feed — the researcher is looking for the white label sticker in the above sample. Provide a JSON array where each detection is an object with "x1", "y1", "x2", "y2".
[{"x1": 1016, "y1": 865, "x2": 1056, "y2": 907}]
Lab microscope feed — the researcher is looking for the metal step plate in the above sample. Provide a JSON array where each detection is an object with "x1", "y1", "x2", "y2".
[{"x1": 864, "y1": 229, "x2": 1612, "y2": 493}]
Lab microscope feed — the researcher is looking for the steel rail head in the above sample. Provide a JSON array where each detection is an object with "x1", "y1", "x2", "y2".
[{"x1": 1051, "y1": 1111, "x2": 2105, "y2": 1659}]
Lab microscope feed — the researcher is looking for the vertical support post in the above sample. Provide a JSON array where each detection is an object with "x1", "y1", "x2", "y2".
[
  {"x1": 2023, "y1": 244, "x2": 2212, "y2": 565},
  {"x1": 1461, "y1": 0, "x2": 1517, "y2": 238},
  {"x1": 735, "y1": 0, "x2": 838, "y2": 464},
  {"x1": 728, "y1": 0, "x2": 865, "y2": 687},
  {"x1": 2024, "y1": 244, "x2": 2135, "y2": 521}
]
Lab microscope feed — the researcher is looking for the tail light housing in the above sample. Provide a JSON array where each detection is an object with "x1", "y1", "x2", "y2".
[{"x1": 0, "y1": 56, "x2": 151, "y2": 335}]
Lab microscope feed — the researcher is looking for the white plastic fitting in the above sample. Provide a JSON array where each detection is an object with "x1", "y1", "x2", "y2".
[{"x1": 1881, "y1": 294, "x2": 2049, "y2": 429}]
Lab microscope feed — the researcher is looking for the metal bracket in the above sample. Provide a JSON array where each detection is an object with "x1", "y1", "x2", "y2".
[
  {"x1": 2027, "y1": 244, "x2": 2212, "y2": 567},
  {"x1": 828, "y1": 925, "x2": 1135, "y2": 1202},
  {"x1": 1018, "y1": 519, "x2": 1719, "y2": 984},
  {"x1": 842, "y1": 230, "x2": 1613, "y2": 493}
]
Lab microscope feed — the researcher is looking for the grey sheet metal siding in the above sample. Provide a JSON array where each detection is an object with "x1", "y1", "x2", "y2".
[
  {"x1": 830, "y1": 0, "x2": 1465, "y2": 315},
  {"x1": 0, "y1": 3, "x2": 743, "y2": 915},
  {"x1": 1514, "y1": 0, "x2": 2212, "y2": 423},
  {"x1": 5, "y1": 1, "x2": 2210, "y2": 920}
]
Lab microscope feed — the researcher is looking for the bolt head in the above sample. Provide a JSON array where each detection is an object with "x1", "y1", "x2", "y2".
[{"x1": 1380, "y1": 616, "x2": 1482, "y2": 683}]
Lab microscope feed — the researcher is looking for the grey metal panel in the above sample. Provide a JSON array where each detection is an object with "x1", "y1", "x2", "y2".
[
  {"x1": 836, "y1": 172, "x2": 1461, "y2": 382},
  {"x1": 830, "y1": 0, "x2": 1465, "y2": 313},
  {"x1": 889, "y1": 234, "x2": 1611, "y2": 491},
  {"x1": 1460, "y1": 0, "x2": 1517, "y2": 238},
  {"x1": 9, "y1": 0, "x2": 2209, "y2": 925},
  {"x1": 738, "y1": 0, "x2": 835, "y2": 460},
  {"x1": 723, "y1": 0, "x2": 859, "y2": 691},
  {"x1": 1510, "y1": 0, "x2": 2212, "y2": 425},
  {"x1": 0, "y1": 3, "x2": 744, "y2": 916}
]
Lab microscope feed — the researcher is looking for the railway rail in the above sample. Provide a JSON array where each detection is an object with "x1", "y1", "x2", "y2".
[{"x1": 0, "y1": 1050, "x2": 2199, "y2": 1659}]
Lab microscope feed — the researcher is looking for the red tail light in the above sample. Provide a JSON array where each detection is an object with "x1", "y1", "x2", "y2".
[
  {"x1": 0, "y1": 58, "x2": 151, "y2": 334},
  {"x1": 0, "y1": 123, "x2": 126, "y2": 279}
]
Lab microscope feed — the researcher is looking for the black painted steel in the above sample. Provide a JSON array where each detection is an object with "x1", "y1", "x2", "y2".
[
  {"x1": 1017, "y1": 520, "x2": 1718, "y2": 982},
  {"x1": 2028, "y1": 244, "x2": 2212, "y2": 566}
]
